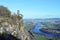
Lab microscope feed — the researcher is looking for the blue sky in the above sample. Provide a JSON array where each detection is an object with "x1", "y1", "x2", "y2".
[{"x1": 0, "y1": 0, "x2": 60, "y2": 19}]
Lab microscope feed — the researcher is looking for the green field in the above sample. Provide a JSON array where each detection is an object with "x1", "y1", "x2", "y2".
[
  {"x1": 25, "y1": 24, "x2": 33, "y2": 30},
  {"x1": 33, "y1": 33, "x2": 48, "y2": 40}
]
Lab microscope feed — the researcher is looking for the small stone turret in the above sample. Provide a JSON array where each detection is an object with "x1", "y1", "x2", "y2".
[
  {"x1": 17, "y1": 10, "x2": 20, "y2": 16},
  {"x1": 17, "y1": 10, "x2": 23, "y2": 19}
]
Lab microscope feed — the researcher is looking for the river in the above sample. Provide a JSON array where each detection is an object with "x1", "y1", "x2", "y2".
[{"x1": 32, "y1": 23, "x2": 60, "y2": 38}]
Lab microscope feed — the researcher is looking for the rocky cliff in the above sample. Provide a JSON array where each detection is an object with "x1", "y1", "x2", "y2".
[{"x1": 0, "y1": 14, "x2": 30, "y2": 40}]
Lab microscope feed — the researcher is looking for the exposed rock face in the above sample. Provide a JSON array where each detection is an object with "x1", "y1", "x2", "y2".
[
  {"x1": 0, "y1": 17, "x2": 30, "y2": 40},
  {"x1": 0, "y1": 8, "x2": 31, "y2": 40},
  {"x1": 0, "y1": 20, "x2": 19, "y2": 37},
  {"x1": 0, "y1": 6, "x2": 30, "y2": 40}
]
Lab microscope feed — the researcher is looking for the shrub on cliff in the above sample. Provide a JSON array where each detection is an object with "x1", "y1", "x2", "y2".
[{"x1": 0, "y1": 6, "x2": 11, "y2": 17}]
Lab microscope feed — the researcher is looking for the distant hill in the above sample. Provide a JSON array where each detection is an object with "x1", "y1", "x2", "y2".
[{"x1": 24, "y1": 18, "x2": 60, "y2": 23}]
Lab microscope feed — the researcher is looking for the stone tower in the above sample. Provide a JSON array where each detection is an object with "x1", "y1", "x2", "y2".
[
  {"x1": 17, "y1": 10, "x2": 20, "y2": 16},
  {"x1": 17, "y1": 10, "x2": 23, "y2": 19}
]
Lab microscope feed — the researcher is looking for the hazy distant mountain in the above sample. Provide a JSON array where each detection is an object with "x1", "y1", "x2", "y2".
[{"x1": 24, "y1": 18, "x2": 60, "y2": 23}]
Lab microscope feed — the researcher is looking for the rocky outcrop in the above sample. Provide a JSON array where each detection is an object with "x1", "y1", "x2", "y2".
[
  {"x1": 0, "y1": 8, "x2": 31, "y2": 40},
  {"x1": 0, "y1": 17, "x2": 31, "y2": 40}
]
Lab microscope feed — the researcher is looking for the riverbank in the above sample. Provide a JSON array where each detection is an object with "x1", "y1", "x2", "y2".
[
  {"x1": 31, "y1": 23, "x2": 60, "y2": 40},
  {"x1": 25, "y1": 23, "x2": 48, "y2": 40}
]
